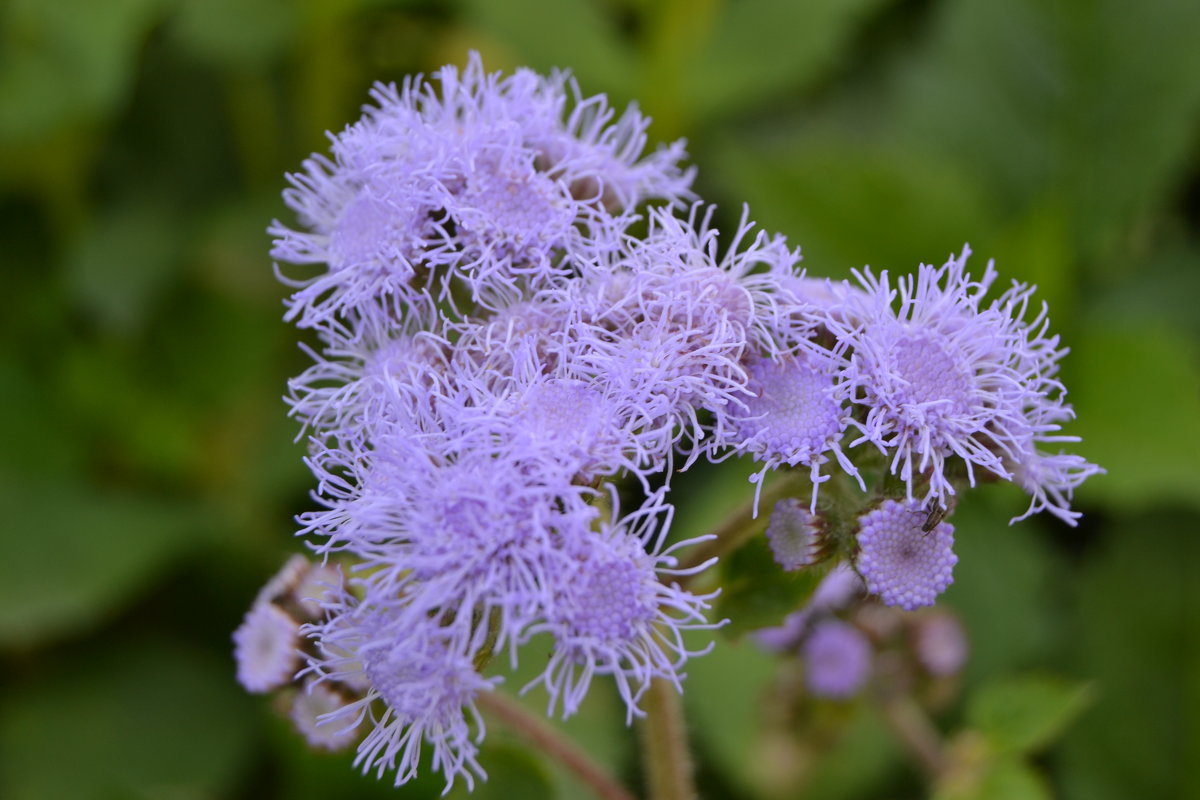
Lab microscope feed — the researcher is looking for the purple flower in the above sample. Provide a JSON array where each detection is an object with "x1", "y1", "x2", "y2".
[
  {"x1": 802, "y1": 620, "x2": 871, "y2": 698},
  {"x1": 525, "y1": 491, "x2": 720, "y2": 721},
  {"x1": 913, "y1": 612, "x2": 968, "y2": 677},
  {"x1": 233, "y1": 602, "x2": 301, "y2": 693},
  {"x1": 566, "y1": 205, "x2": 809, "y2": 465},
  {"x1": 753, "y1": 563, "x2": 863, "y2": 652},
  {"x1": 855, "y1": 499, "x2": 956, "y2": 610},
  {"x1": 290, "y1": 681, "x2": 361, "y2": 751},
  {"x1": 270, "y1": 53, "x2": 693, "y2": 330},
  {"x1": 822, "y1": 247, "x2": 1095, "y2": 514},
  {"x1": 763, "y1": 498, "x2": 825, "y2": 570},
  {"x1": 315, "y1": 613, "x2": 497, "y2": 791},
  {"x1": 724, "y1": 352, "x2": 862, "y2": 510}
]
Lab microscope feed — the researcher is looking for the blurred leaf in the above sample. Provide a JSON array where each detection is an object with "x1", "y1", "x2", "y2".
[
  {"x1": 940, "y1": 494, "x2": 1060, "y2": 684},
  {"x1": 172, "y1": 0, "x2": 300, "y2": 68},
  {"x1": 486, "y1": 635, "x2": 628, "y2": 800},
  {"x1": 0, "y1": 641, "x2": 255, "y2": 800},
  {"x1": 796, "y1": 706, "x2": 906, "y2": 800},
  {"x1": 0, "y1": 479, "x2": 212, "y2": 647},
  {"x1": 0, "y1": 0, "x2": 168, "y2": 142},
  {"x1": 0, "y1": 358, "x2": 85, "y2": 476},
  {"x1": 988, "y1": 200, "x2": 1076, "y2": 329},
  {"x1": 936, "y1": 757, "x2": 1051, "y2": 800},
  {"x1": 967, "y1": 676, "x2": 1093, "y2": 755},
  {"x1": 65, "y1": 200, "x2": 184, "y2": 335},
  {"x1": 895, "y1": 0, "x2": 1200, "y2": 258},
  {"x1": 684, "y1": 633, "x2": 778, "y2": 793},
  {"x1": 1067, "y1": 319, "x2": 1200, "y2": 510},
  {"x1": 893, "y1": 0, "x2": 1062, "y2": 213},
  {"x1": 1058, "y1": 511, "x2": 1197, "y2": 800},
  {"x1": 717, "y1": 535, "x2": 825, "y2": 637},
  {"x1": 713, "y1": 136, "x2": 994, "y2": 276},
  {"x1": 197, "y1": 192, "x2": 291, "y2": 302},
  {"x1": 459, "y1": 0, "x2": 636, "y2": 102},
  {"x1": 451, "y1": 742, "x2": 555, "y2": 800},
  {"x1": 1056, "y1": 0, "x2": 1200, "y2": 260},
  {"x1": 676, "y1": 0, "x2": 888, "y2": 126}
]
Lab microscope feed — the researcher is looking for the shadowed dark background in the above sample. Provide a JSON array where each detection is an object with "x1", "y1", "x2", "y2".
[{"x1": 2, "y1": 1, "x2": 1198, "y2": 798}]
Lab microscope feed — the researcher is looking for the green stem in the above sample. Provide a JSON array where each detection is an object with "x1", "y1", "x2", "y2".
[
  {"x1": 640, "y1": 677, "x2": 696, "y2": 800},
  {"x1": 879, "y1": 694, "x2": 948, "y2": 779},
  {"x1": 477, "y1": 691, "x2": 635, "y2": 800}
]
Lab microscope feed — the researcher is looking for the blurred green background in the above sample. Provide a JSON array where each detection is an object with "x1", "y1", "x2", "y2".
[{"x1": 2, "y1": 0, "x2": 1198, "y2": 798}]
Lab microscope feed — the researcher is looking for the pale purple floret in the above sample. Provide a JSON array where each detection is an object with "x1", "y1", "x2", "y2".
[
  {"x1": 287, "y1": 310, "x2": 450, "y2": 444},
  {"x1": 525, "y1": 491, "x2": 721, "y2": 721},
  {"x1": 725, "y1": 352, "x2": 862, "y2": 511},
  {"x1": 822, "y1": 246, "x2": 1096, "y2": 514},
  {"x1": 290, "y1": 681, "x2": 361, "y2": 751},
  {"x1": 856, "y1": 499, "x2": 956, "y2": 611},
  {"x1": 310, "y1": 609, "x2": 498, "y2": 792},
  {"x1": 914, "y1": 612, "x2": 968, "y2": 677},
  {"x1": 270, "y1": 53, "x2": 693, "y2": 330},
  {"x1": 233, "y1": 602, "x2": 301, "y2": 693},
  {"x1": 802, "y1": 620, "x2": 871, "y2": 698},
  {"x1": 764, "y1": 498, "x2": 824, "y2": 570},
  {"x1": 566, "y1": 205, "x2": 811, "y2": 464}
]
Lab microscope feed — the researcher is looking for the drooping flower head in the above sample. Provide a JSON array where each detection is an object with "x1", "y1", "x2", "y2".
[
  {"x1": 855, "y1": 499, "x2": 956, "y2": 611},
  {"x1": 763, "y1": 498, "x2": 826, "y2": 570},
  {"x1": 307, "y1": 606, "x2": 498, "y2": 792}
]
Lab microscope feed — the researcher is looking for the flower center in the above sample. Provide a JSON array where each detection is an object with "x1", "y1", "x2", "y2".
[{"x1": 892, "y1": 333, "x2": 973, "y2": 414}]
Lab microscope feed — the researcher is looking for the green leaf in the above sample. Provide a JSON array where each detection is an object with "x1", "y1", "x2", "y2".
[
  {"x1": 936, "y1": 757, "x2": 1052, "y2": 800},
  {"x1": 894, "y1": 0, "x2": 1200, "y2": 259},
  {"x1": 713, "y1": 136, "x2": 995, "y2": 278},
  {"x1": 64, "y1": 200, "x2": 184, "y2": 335},
  {"x1": 1066, "y1": 319, "x2": 1200, "y2": 511},
  {"x1": 0, "y1": 478, "x2": 213, "y2": 648},
  {"x1": 677, "y1": 0, "x2": 889, "y2": 126},
  {"x1": 716, "y1": 534, "x2": 826, "y2": 637},
  {"x1": 1058, "y1": 511, "x2": 1199, "y2": 800},
  {"x1": 171, "y1": 0, "x2": 300, "y2": 69},
  {"x1": 967, "y1": 676, "x2": 1094, "y2": 755},
  {"x1": 459, "y1": 0, "x2": 636, "y2": 103},
  {"x1": 0, "y1": 0, "x2": 168, "y2": 142},
  {"x1": 684, "y1": 632, "x2": 778, "y2": 793},
  {"x1": 0, "y1": 641, "x2": 255, "y2": 800}
]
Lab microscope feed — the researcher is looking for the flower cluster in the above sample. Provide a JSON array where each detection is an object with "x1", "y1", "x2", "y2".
[
  {"x1": 755, "y1": 565, "x2": 969, "y2": 700},
  {"x1": 237, "y1": 53, "x2": 1100, "y2": 791}
]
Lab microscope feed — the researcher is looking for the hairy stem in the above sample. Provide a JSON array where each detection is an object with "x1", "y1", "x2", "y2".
[
  {"x1": 879, "y1": 694, "x2": 948, "y2": 779},
  {"x1": 478, "y1": 691, "x2": 635, "y2": 800},
  {"x1": 640, "y1": 677, "x2": 696, "y2": 800}
]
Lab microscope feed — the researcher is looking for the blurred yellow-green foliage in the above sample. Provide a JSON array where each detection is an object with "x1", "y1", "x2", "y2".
[{"x1": 2, "y1": 1, "x2": 1198, "y2": 798}]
